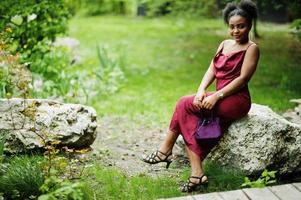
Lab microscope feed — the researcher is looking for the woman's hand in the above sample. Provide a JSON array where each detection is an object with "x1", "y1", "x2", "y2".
[
  {"x1": 201, "y1": 93, "x2": 219, "y2": 110},
  {"x1": 193, "y1": 90, "x2": 206, "y2": 109}
]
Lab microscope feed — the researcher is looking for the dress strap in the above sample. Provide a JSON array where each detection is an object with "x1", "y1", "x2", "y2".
[
  {"x1": 245, "y1": 42, "x2": 255, "y2": 51},
  {"x1": 215, "y1": 41, "x2": 225, "y2": 56}
]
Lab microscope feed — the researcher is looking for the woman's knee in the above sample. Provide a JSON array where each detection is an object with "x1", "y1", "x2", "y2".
[{"x1": 176, "y1": 95, "x2": 194, "y2": 109}]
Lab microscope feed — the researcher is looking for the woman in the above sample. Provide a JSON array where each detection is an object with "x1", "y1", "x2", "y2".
[{"x1": 142, "y1": 0, "x2": 260, "y2": 193}]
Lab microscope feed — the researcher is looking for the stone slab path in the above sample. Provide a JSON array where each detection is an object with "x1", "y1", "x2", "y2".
[{"x1": 163, "y1": 182, "x2": 301, "y2": 200}]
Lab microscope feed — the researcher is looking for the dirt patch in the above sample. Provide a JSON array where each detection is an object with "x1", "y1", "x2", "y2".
[{"x1": 91, "y1": 115, "x2": 188, "y2": 177}]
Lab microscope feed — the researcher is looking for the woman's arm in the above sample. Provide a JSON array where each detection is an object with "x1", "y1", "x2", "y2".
[
  {"x1": 193, "y1": 42, "x2": 224, "y2": 109},
  {"x1": 197, "y1": 61, "x2": 215, "y2": 94},
  {"x1": 201, "y1": 44, "x2": 260, "y2": 110}
]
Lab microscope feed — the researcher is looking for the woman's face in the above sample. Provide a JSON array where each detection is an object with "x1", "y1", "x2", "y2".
[{"x1": 228, "y1": 15, "x2": 251, "y2": 44}]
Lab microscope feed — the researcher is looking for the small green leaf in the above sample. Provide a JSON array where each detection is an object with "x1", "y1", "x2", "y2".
[{"x1": 11, "y1": 15, "x2": 23, "y2": 26}]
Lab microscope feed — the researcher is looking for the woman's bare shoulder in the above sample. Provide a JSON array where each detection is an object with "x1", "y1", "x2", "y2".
[
  {"x1": 216, "y1": 40, "x2": 229, "y2": 53},
  {"x1": 247, "y1": 41, "x2": 260, "y2": 53},
  {"x1": 245, "y1": 42, "x2": 260, "y2": 60},
  {"x1": 248, "y1": 40, "x2": 259, "y2": 48}
]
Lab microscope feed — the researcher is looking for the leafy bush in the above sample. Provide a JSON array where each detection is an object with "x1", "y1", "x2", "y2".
[
  {"x1": 94, "y1": 45, "x2": 125, "y2": 95},
  {"x1": 39, "y1": 176, "x2": 86, "y2": 200},
  {"x1": 78, "y1": 0, "x2": 137, "y2": 16},
  {"x1": 291, "y1": 19, "x2": 301, "y2": 43},
  {"x1": 242, "y1": 169, "x2": 277, "y2": 188},
  {"x1": 30, "y1": 46, "x2": 79, "y2": 100},
  {"x1": 0, "y1": 155, "x2": 45, "y2": 199},
  {"x1": 80, "y1": 0, "x2": 125, "y2": 16},
  {"x1": 288, "y1": 0, "x2": 301, "y2": 20},
  {"x1": 0, "y1": 0, "x2": 70, "y2": 57},
  {"x1": 144, "y1": 0, "x2": 218, "y2": 17},
  {"x1": 0, "y1": 50, "x2": 31, "y2": 98},
  {"x1": 0, "y1": 0, "x2": 76, "y2": 101},
  {"x1": 0, "y1": 132, "x2": 7, "y2": 163}
]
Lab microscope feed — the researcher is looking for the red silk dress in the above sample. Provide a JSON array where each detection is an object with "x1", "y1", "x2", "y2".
[{"x1": 169, "y1": 43, "x2": 253, "y2": 160}]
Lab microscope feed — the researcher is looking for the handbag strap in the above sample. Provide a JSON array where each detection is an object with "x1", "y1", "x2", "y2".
[{"x1": 200, "y1": 109, "x2": 216, "y2": 120}]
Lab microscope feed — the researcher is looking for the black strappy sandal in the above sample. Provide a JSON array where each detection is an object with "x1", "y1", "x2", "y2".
[
  {"x1": 181, "y1": 175, "x2": 208, "y2": 193},
  {"x1": 142, "y1": 150, "x2": 173, "y2": 169}
]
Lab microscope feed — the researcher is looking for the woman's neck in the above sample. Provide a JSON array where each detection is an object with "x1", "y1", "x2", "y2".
[{"x1": 236, "y1": 37, "x2": 249, "y2": 45}]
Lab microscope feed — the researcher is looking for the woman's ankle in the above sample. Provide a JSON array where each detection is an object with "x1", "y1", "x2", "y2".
[
  {"x1": 158, "y1": 149, "x2": 172, "y2": 158},
  {"x1": 190, "y1": 170, "x2": 204, "y2": 177},
  {"x1": 190, "y1": 171, "x2": 207, "y2": 183}
]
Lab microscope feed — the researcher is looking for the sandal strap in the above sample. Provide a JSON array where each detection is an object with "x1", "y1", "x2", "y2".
[
  {"x1": 181, "y1": 175, "x2": 208, "y2": 192},
  {"x1": 189, "y1": 175, "x2": 205, "y2": 181},
  {"x1": 154, "y1": 150, "x2": 172, "y2": 161},
  {"x1": 189, "y1": 175, "x2": 208, "y2": 184},
  {"x1": 157, "y1": 150, "x2": 172, "y2": 158},
  {"x1": 144, "y1": 150, "x2": 172, "y2": 163}
]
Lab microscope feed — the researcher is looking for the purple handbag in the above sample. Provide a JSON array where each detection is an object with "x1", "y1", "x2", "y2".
[{"x1": 195, "y1": 112, "x2": 222, "y2": 140}]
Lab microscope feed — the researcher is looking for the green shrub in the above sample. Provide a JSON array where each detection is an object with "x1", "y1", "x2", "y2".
[
  {"x1": 0, "y1": 0, "x2": 75, "y2": 100},
  {"x1": 143, "y1": 0, "x2": 218, "y2": 17},
  {"x1": 242, "y1": 169, "x2": 277, "y2": 188},
  {"x1": 0, "y1": 133, "x2": 6, "y2": 157},
  {"x1": 30, "y1": 46, "x2": 78, "y2": 100},
  {"x1": 79, "y1": 0, "x2": 136, "y2": 16},
  {"x1": 288, "y1": 0, "x2": 301, "y2": 20},
  {"x1": 94, "y1": 45, "x2": 126, "y2": 96},
  {"x1": 81, "y1": 0, "x2": 123, "y2": 16},
  {"x1": 291, "y1": 19, "x2": 301, "y2": 43},
  {"x1": 0, "y1": 132, "x2": 7, "y2": 163},
  {"x1": 0, "y1": 50, "x2": 31, "y2": 98},
  {"x1": 39, "y1": 176, "x2": 87, "y2": 200},
  {"x1": 0, "y1": 0, "x2": 70, "y2": 57},
  {"x1": 0, "y1": 155, "x2": 45, "y2": 199}
]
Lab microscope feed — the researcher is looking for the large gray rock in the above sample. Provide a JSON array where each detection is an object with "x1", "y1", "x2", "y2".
[
  {"x1": 0, "y1": 98, "x2": 97, "y2": 153},
  {"x1": 282, "y1": 99, "x2": 301, "y2": 124},
  {"x1": 177, "y1": 103, "x2": 301, "y2": 175}
]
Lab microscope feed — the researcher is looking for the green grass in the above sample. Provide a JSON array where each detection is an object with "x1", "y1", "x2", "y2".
[
  {"x1": 82, "y1": 165, "x2": 181, "y2": 199},
  {"x1": 0, "y1": 155, "x2": 45, "y2": 199},
  {"x1": 69, "y1": 15, "x2": 301, "y2": 125},
  {"x1": 82, "y1": 161, "x2": 246, "y2": 199}
]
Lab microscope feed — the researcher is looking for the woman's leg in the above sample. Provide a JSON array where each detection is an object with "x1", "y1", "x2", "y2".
[
  {"x1": 180, "y1": 146, "x2": 208, "y2": 192},
  {"x1": 185, "y1": 146, "x2": 206, "y2": 178},
  {"x1": 143, "y1": 130, "x2": 179, "y2": 163},
  {"x1": 157, "y1": 130, "x2": 179, "y2": 158},
  {"x1": 181, "y1": 145, "x2": 208, "y2": 193}
]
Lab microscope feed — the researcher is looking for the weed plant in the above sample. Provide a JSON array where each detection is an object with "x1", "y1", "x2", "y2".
[
  {"x1": 0, "y1": 133, "x2": 6, "y2": 161},
  {"x1": 242, "y1": 169, "x2": 277, "y2": 188},
  {"x1": 0, "y1": 155, "x2": 45, "y2": 199},
  {"x1": 95, "y1": 45, "x2": 125, "y2": 95}
]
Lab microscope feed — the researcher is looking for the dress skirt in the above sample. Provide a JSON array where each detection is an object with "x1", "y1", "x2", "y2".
[{"x1": 169, "y1": 89, "x2": 251, "y2": 160}]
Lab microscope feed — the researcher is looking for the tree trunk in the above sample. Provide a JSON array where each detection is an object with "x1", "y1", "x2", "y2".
[{"x1": 253, "y1": 19, "x2": 260, "y2": 38}]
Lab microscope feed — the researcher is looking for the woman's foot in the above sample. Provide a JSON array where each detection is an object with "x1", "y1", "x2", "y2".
[
  {"x1": 142, "y1": 150, "x2": 173, "y2": 169},
  {"x1": 181, "y1": 174, "x2": 208, "y2": 192}
]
